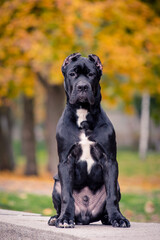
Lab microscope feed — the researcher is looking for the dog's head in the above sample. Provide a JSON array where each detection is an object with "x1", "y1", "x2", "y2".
[{"x1": 62, "y1": 53, "x2": 103, "y2": 106}]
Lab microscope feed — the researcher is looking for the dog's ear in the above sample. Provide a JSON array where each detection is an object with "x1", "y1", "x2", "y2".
[
  {"x1": 62, "y1": 53, "x2": 81, "y2": 76},
  {"x1": 88, "y1": 54, "x2": 103, "y2": 76}
]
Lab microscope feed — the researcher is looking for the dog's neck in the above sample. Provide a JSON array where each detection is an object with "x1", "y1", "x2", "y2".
[
  {"x1": 76, "y1": 108, "x2": 88, "y2": 128},
  {"x1": 67, "y1": 101, "x2": 101, "y2": 115},
  {"x1": 67, "y1": 102, "x2": 101, "y2": 131}
]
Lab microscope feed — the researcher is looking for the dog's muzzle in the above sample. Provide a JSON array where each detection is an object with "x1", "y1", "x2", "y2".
[{"x1": 69, "y1": 80, "x2": 95, "y2": 105}]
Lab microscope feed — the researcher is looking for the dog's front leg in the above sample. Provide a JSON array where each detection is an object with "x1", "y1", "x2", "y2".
[
  {"x1": 55, "y1": 153, "x2": 75, "y2": 228},
  {"x1": 103, "y1": 157, "x2": 130, "y2": 228}
]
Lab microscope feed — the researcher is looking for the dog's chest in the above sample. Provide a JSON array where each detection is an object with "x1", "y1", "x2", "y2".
[{"x1": 76, "y1": 109, "x2": 95, "y2": 174}]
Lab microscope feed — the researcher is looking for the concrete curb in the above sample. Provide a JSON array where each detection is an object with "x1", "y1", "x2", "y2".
[{"x1": 0, "y1": 209, "x2": 160, "y2": 240}]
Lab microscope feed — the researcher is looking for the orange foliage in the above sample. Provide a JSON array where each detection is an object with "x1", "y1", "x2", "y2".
[{"x1": 0, "y1": 0, "x2": 160, "y2": 108}]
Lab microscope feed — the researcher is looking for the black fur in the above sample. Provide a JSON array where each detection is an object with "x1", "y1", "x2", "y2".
[{"x1": 48, "y1": 54, "x2": 130, "y2": 228}]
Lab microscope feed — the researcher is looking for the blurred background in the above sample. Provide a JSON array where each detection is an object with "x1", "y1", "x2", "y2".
[{"x1": 0, "y1": 0, "x2": 160, "y2": 223}]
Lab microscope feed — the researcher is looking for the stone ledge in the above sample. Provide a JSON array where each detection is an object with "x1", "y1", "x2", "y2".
[{"x1": 0, "y1": 209, "x2": 160, "y2": 240}]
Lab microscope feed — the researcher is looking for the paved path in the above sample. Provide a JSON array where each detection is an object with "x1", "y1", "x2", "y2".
[{"x1": 0, "y1": 209, "x2": 160, "y2": 240}]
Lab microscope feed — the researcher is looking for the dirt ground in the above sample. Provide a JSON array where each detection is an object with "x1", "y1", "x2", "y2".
[{"x1": 0, "y1": 171, "x2": 159, "y2": 195}]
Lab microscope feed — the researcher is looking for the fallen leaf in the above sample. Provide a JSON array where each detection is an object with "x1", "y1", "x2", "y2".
[
  {"x1": 145, "y1": 201, "x2": 155, "y2": 213},
  {"x1": 43, "y1": 208, "x2": 52, "y2": 215}
]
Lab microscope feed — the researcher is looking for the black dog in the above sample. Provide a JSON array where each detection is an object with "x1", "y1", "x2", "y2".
[{"x1": 48, "y1": 53, "x2": 130, "y2": 228}]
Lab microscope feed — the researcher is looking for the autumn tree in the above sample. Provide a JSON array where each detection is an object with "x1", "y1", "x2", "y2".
[
  {"x1": 0, "y1": 53, "x2": 18, "y2": 170},
  {"x1": 0, "y1": 0, "x2": 160, "y2": 173},
  {"x1": 0, "y1": 0, "x2": 83, "y2": 174},
  {"x1": 0, "y1": 99, "x2": 14, "y2": 171},
  {"x1": 22, "y1": 95, "x2": 37, "y2": 175},
  {"x1": 84, "y1": 0, "x2": 160, "y2": 158},
  {"x1": 0, "y1": 0, "x2": 38, "y2": 173}
]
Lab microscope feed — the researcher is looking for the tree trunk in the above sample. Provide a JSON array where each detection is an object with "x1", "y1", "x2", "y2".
[
  {"x1": 35, "y1": 72, "x2": 65, "y2": 175},
  {"x1": 46, "y1": 85, "x2": 65, "y2": 175},
  {"x1": 139, "y1": 92, "x2": 150, "y2": 160},
  {"x1": 22, "y1": 95, "x2": 38, "y2": 175},
  {"x1": 0, "y1": 105, "x2": 14, "y2": 170}
]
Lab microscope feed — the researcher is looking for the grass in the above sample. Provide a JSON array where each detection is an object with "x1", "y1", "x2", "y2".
[
  {"x1": 13, "y1": 140, "x2": 160, "y2": 178},
  {"x1": 1, "y1": 141, "x2": 159, "y2": 223},
  {"x1": 0, "y1": 191, "x2": 160, "y2": 223},
  {"x1": 13, "y1": 140, "x2": 48, "y2": 173},
  {"x1": 120, "y1": 191, "x2": 160, "y2": 222},
  {"x1": 117, "y1": 148, "x2": 160, "y2": 177},
  {"x1": 0, "y1": 191, "x2": 56, "y2": 216}
]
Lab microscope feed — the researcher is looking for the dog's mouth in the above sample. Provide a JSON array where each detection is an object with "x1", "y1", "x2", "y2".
[{"x1": 69, "y1": 86, "x2": 95, "y2": 105}]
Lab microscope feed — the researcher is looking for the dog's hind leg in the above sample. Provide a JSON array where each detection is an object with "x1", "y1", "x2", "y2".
[
  {"x1": 48, "y1": 177, "x2": 61, "y2": 226},
  {"x1": 101, "y1": 183, "x2": 121, "y2": 226}
]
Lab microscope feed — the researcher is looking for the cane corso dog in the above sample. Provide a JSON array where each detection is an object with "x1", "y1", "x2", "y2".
[{"x1": 48, "y1": 53, "x2": 130, "y2": 228}]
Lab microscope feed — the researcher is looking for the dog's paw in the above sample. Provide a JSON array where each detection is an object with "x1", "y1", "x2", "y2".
[
  {"x1": 55, "y1": 218, "x2": 75, "y2": 228},
  {"x1": 110, "y1": 213, "x2": 130, "y2": 228},
  {"x1": 48, "y1": 215, "x2": 58, "y2": 226},
  {"x1": 101, "y1": 214, "x2": 111, "y2": 225}
]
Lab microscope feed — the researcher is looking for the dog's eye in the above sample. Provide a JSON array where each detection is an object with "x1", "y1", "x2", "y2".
[
  {"x1": 69, "y1": 72, "x2": 76, "y2": 77},
  {"x1": 88, "y1": 72, "x2": 94, "y2": 77}
]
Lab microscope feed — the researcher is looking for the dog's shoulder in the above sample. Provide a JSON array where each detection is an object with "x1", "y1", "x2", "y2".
[
  {"x1": 94, "y1": 107, "x2": 116, "y2": 156},
  {"x1": 56, "y1": 106, "x2": 79, "y2": 148},
  {"x1": 98, "y1": 107, "x2": 115, "y2": 133},
  {"x1": 56, "y1": 107, "x2": 72, "y2": 134}
]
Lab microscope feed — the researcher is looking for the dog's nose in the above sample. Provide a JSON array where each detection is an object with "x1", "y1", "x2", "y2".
[{"x1": 77, "y1": 84, "x2": 89, "y2": 92}]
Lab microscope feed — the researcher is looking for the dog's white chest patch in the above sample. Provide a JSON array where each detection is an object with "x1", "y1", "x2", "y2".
[
  {"x1": 79, "y1": 132, "x2": 95, "y2": 173},
  {"x1": 76, "y1": 109, "x2": 95, "y2": 174},
  {"x1": 76, "y1": 108, "x2": 88, "y2": 128}
]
